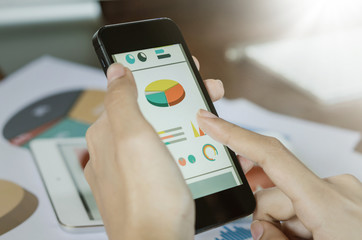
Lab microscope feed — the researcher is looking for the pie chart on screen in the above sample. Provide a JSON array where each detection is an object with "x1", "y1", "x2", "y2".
[{"x1": 145, "y1": 79, "x2": 185, "y2": 107}]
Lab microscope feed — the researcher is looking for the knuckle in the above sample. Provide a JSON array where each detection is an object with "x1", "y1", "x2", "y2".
[
  {"x1": 83, "y1": 163, "x2": 92, "y2": 182},
  {"x1": 263, "y1": 136, "x2": 289, "y2": 157},
  {"x1": 254, "y1": 188, "x2": 276, "y2": 204},
  {"x1": 252, "y1": 192, "x2": 266, "y2": 219},
  {"x1": 85, "y1": 114, "x2": 107, "y2": 143},
  {"x1": 85, "y1": 124, "x2": 101, "y2": 150},
  {"x1": 256, "y1": 136, "x2": 286, "y2": 166},
  {"x1": 85, "y1": 124, "x2": 99, "y2": 165},
  {"x1": 224, "y1": 124, "x2": 239, "y2": 147},
  {"x1": 264, "y1": 136, "x2": 284, "y2": 149},
  {"x1": 254, "y1": 189, "x2": 266, "y2": 200},
  {"x1": 85, "y1": 125, "x2": 95, "y2": 142},
  {"x1": 340, "y1": 173, "x2": 359, "y2": 181},
  {"x1": 253, "y1": 190, "x2": 269, "y2": 212},
  {"x1": 337, "y1": 174, "x2": 361, "y2": 185}
]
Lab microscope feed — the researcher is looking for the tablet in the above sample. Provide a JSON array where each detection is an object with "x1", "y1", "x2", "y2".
[{"x1": 30, "y1": 138, "x2": 103, "y2": 232}]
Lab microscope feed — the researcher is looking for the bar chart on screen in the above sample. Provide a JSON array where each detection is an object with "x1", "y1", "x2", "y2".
[
  {"x1": 215, "y1": 226, "x2": 252, "y2": 240},
  {"x1": 196, "y1": 218, "x2": 252, "y2": 240},
  {"x1": 157, "y1": 126, "x2": 187, "y2": 145}
]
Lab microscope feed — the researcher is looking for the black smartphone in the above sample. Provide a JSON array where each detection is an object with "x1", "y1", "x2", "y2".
[{"x1": 92, "y1": 18, "x2": 255, "y2": 233}]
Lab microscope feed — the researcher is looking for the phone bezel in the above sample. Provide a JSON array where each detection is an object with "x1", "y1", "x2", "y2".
[{"x1": 92, "y1": 18, "x2": 255, "y2": 232}]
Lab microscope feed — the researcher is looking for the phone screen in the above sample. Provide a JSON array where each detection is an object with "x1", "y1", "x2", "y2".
[{"x1": 112, "y1": 44, "x2": 243, "y2": 199}]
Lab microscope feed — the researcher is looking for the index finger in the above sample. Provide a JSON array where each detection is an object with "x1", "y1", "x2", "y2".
[{"x1": 197, "y1": 109, "x2": 323, "y2": 203}]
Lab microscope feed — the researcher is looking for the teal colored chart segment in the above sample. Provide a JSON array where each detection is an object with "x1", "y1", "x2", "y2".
[
  {"x1": 24, "y1": 118, "x2": 89, "y2": 148},
  {"x1": 146, "y1": 92, "x2": 168, "y2": 107}
]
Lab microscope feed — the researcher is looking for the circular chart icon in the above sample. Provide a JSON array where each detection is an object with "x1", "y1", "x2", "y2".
[
  {"x1": 178, "y1": 157, "x2": 186, "y2": 166},
  {"x1": 202, "y1": 144, "x2": 218, "y2": 161},
  {"x1": 145, "y1": 79, "x2": 185, "y2": 107},
  {"x1": 137, "y1": 52, "x2": 147, "y2": 62},
  {"x1": 188, "y1": 155, "x2": 196, "y2": 163},
  {"x1": 125, "y1": 54, "x2": 135, "y2": 64}
]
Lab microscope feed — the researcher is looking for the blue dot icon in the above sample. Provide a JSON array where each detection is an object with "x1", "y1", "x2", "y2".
[{"x1": 125, "y1": 54, "x2": 135, "y2": 64}]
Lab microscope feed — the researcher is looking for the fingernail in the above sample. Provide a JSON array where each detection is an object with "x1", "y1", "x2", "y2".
[
  {"x1": 216, "y1": 79, "x2": 223, "y2": 87},
  {"x1": 251, "y1": 220, "x2": 263, "y2": 240},
  {"x1": 198, "y1": 109, "x2": 217, "y2": 118},
  {"x1": 107, "y1": 63, "x2": 125, "y2": 84}
]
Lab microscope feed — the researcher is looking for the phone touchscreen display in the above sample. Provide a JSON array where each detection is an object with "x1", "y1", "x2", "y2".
[{"x1": 112, "y1": 44, "x2": 243, "y2": 199}]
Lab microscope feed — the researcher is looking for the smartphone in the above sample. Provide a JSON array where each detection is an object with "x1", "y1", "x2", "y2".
[{"x1": 92, "y1": 18, "x2": 255, "y2": 232}]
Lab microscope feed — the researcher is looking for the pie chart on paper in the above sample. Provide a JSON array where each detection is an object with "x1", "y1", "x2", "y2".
[{"x1": 145, "y1": 79, "x2": 185, "y2": 107}]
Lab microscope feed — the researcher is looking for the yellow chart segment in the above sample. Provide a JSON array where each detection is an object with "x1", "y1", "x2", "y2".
[
  {"x1": 191, "y1": 121, "x2": 205, "y2": 137},
  {"x1": 145, "y1": 79, "x2": 179, "y2": 92}
]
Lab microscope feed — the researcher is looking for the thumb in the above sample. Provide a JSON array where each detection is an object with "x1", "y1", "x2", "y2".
[
  {"x1": 105, "y1": 63, "x2": 146, "y2": 134},
  {"x1": 251, "y1": 220, "x2": 289, "y2": 240}
]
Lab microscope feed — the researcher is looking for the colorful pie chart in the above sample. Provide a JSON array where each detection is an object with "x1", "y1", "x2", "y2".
[
  {"x1": 3, "y1": 90, "x2": 105, "y2": 148},
  {"x1": 145, "y1": 79, "x2": 185, "y2": 107}
]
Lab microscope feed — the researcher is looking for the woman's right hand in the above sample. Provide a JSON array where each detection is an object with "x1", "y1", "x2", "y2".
[{"x1": 197, "y1": 109, "x2": 362, "y2": 240}]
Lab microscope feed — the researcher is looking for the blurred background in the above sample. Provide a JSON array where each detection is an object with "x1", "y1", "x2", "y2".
[{"x1": 1, "y1": 0, "x2": 362, "y2": 150}]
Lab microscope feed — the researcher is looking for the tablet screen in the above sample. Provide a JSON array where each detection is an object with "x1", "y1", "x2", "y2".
[{"x1": 57, "y1": 142, "x2": 101, "y2": 221}]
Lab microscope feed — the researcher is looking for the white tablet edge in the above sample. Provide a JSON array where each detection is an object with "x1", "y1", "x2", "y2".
[{"x1": 30, "y1": 138, "x2": 104, "y2": 232}]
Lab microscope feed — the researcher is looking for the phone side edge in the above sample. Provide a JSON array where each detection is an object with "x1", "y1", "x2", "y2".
[{"x1": 92, "y1": 27, "x2": 112, "y2": 74}]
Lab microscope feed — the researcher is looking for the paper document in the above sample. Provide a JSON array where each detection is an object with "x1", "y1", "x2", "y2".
[
  {"x1": 1, "y1": 56, "x2": 361, "y2": 240},
  {"x1": 0, "y1": 56, "x2": 107, "y2": 240}
]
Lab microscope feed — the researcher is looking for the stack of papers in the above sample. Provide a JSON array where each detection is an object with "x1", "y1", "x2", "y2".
[{"x1": 0, "y1": 56, "x2": 360, "y2": 240}]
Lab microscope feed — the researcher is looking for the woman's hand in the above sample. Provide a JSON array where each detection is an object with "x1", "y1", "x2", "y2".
[
  {"x1": 84, "y1": 59, "x2": 224, "y2": 240},
  {"x1": 85, "y1": 64, "x2": 193, "y2": 240},
  {"x1": 197, "y1": 109, "x2": 362, "y2": 240}
]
